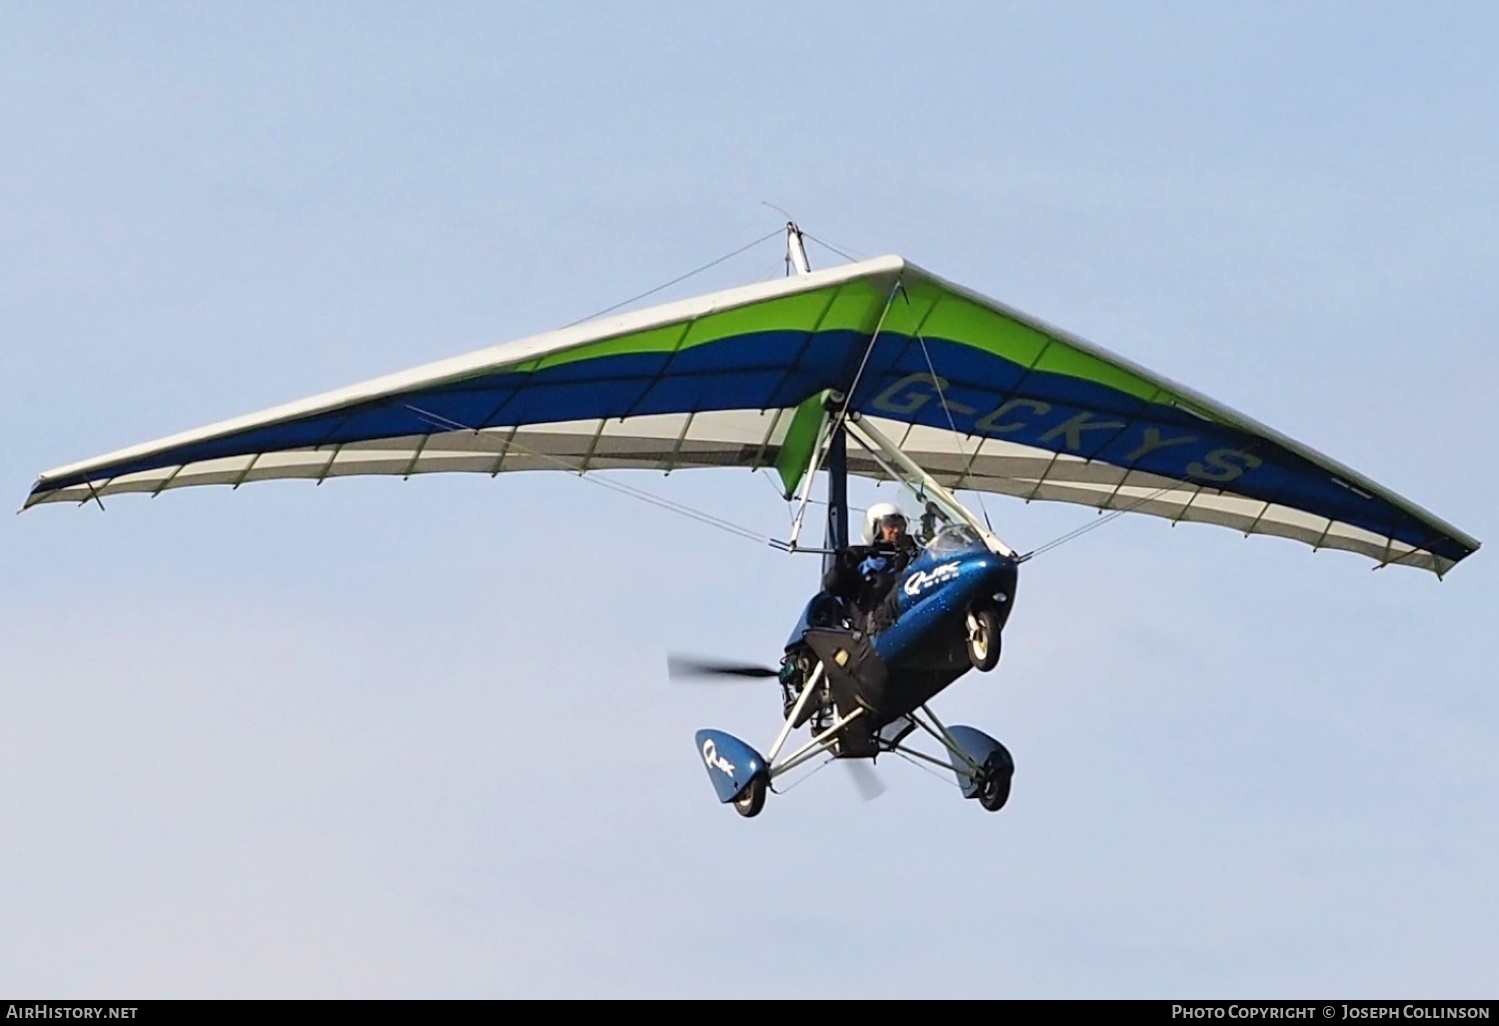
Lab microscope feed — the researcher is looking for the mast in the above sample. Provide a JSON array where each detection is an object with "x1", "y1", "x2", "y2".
[
  {"x1": 785, "y1": 221, "x2": 811, "y2": 276},
  {"x1": 784, "y1": 222, "x2": 849, "y2": 569},
  {"x1": 824, "y1": 412, "x2": 849, "y2": 573}
]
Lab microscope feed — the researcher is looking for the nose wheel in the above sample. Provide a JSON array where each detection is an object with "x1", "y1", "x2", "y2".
[{"x1": 733, "y1": 776, "x2": 767, "y2": 818}]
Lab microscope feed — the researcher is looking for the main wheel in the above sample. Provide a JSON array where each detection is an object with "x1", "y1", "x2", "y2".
[
  {"x1": 966, "y1": 607, "x2": 1002, "y2": 671},
  {"x1": 733, "y1": 776, "x2": 767, "y2": 818},
  {"x1": 976, "y1": 748, "x2": 1014, "y2": 812}
]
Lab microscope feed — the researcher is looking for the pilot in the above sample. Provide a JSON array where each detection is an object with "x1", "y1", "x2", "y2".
[
  {"x1": 777, "y1": 502, "x2": 922, "y2": 720},
  {"x1": 821, "y1": 502, "x2": 921, "y2": 632}
]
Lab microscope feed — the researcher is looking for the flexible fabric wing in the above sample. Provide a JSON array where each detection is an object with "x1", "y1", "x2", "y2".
[
  {"x1": 26, "y1": 258, "x2": 906, "y2": 505},
  {"x1": 25, "y1": 255, "x2": 1478, "y2": 575}
]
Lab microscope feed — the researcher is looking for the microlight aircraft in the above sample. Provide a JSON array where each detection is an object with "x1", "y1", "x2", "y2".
[{"x1": 24, "y1": 225, "x2": 1479, "y2": 818}]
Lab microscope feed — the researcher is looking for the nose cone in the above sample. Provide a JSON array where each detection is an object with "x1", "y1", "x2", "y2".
[
  {"x1": 995, "y1": 561, "x2": 1019, "y2": 624},
  {"x1": 983, "y1": 557, "x2": 1019, "y2": 629}
]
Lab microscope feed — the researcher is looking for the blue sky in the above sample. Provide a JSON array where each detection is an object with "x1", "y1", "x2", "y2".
[{"x1": 3, "y1": 2, "x2": 1496, "y2": 997}]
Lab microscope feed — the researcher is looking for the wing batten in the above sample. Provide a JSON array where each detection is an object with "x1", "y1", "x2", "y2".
[
  {"x1": 231, "y1": 452, "x2": 261, "y2": 490},
  {"x1": 314, "y1": 445, "x2": 340, "y2": 485},
  {"x1": 753, "y1": 407, "x2": 787, "y2": 472},
  {"x1": 661, "y1": 413, "x2": 693, "y2": 474},
  {"x1": 151, "y1": 463, "x2": 184, "y2": 498},
  {"x1": 1168, "y1": 484, "x2": 1206, "y2": 527},
  {"x1": 765, "y1": 281, "x2": 842, "y2": 415},
  {"x1": 401, "y1": 434, "x2": 430, "y2": 480},
  {"x1": 616, "y1": 318, "x2": 697, "y2": 423}
]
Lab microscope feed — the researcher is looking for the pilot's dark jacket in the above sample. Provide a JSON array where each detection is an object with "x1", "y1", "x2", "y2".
[{"x1": 821, "y1": 535, "x2": 920, "y2": 632}]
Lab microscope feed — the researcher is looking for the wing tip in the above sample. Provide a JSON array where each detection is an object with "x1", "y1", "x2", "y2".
[{"x1": 20, "y1": 480, "x2": 48, "y2": 513}]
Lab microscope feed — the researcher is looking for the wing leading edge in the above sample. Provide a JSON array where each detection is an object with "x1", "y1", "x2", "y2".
[{"x1": 25, "y1": 255, "x2": 1477, "y2": 575}]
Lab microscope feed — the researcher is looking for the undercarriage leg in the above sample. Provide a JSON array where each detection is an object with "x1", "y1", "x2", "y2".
[
  {"x1": 768, "y1": 707, "x2": 866, "y2": 781},
  {"x1": 766, "y1": 661, "x2": 825, "y2": 765},
  {"x1": 910, "y1": 704, "x2": 982, "y2": 776}
]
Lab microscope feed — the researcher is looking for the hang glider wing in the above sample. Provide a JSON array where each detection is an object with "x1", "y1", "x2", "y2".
[{"x1": 25, "y1": 255, "x2": 1477, "y2": 575}]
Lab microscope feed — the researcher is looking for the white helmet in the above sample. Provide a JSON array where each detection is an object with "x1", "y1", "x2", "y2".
[{"x1": 862, "y1": 501, "x2": 908, "y2": 545}]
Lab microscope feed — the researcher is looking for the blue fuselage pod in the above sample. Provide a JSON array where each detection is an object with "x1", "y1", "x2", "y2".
[
  {"x1": 693, "y1": 729, "x2": 766, "y2": 804},
  {"x1": 871, "y1": 540, "x2": 1018, "y2": 669}
]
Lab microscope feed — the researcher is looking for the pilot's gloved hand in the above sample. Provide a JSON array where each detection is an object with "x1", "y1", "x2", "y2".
[{"x1": 858, "y1": 554, "x2": 891, "y2": 576}]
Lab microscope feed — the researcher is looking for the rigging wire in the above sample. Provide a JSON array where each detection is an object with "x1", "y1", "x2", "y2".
[
  {"x1": 803, "y1": 231, "x2": 864, "y2": 264},
  {"x1": 830, "y1": 282, "x2": 902, "y2": 434},
  {"x1": 756, "y1": 210, "x2": 862, "y2": 267},
  {"x1": 561, "y1": 228, "x2": 784, "y2": 329},
  {"x1": 756, "y1": 465, "x2": 791, "y2": 502},
  {"x1": 759, "y1": 466, "x2": 804, "y2": 532},
  {"x1": 892, "y1": 748, "x2": 964, "y2": 790},
  {"x1": 792, "y1": 280, "x2": 904, "y2": 526},
  {"x1": 1022, "y1": 505, "x2": 1145, "y2": 562},
  {"x1": 496, "y1": 436, "x2": 780, "y2": 547},
  {"x1": 401, "y1": 402, "x2": 782, "y2": 549},
  {"x1": 912, "y1": 327, "x2": 995, "y2": 532},
  {"x1": 1020, "y1": 437, "x2": 1273, "y2": 562},
  {"x1": 768, "y1": 753, "x2": 837, "y2": 795}
]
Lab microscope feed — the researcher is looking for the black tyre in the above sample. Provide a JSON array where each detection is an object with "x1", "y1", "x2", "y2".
[
  {"x1": 733, "y1": 776, "x2": 767, "y2": 818},
  {"x1": 977, "y1": 748, "x2": 1013, "y2": 812},
  {"x1": 966, "y1": 606, "x2": 1002, "y2": 672}
]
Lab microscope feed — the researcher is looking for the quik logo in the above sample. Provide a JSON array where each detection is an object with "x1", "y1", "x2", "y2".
[
  {"x1": 701, "y1": 738, "x2": 735, "y2": 777},
  {"x1": 903, "y1": 561, "x2": 961, "y2": 597}
]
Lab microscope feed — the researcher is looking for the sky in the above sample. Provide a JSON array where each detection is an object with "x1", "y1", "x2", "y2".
[{"x1": 3, "y1": 2, "x2": 1496, "y2": 998}]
